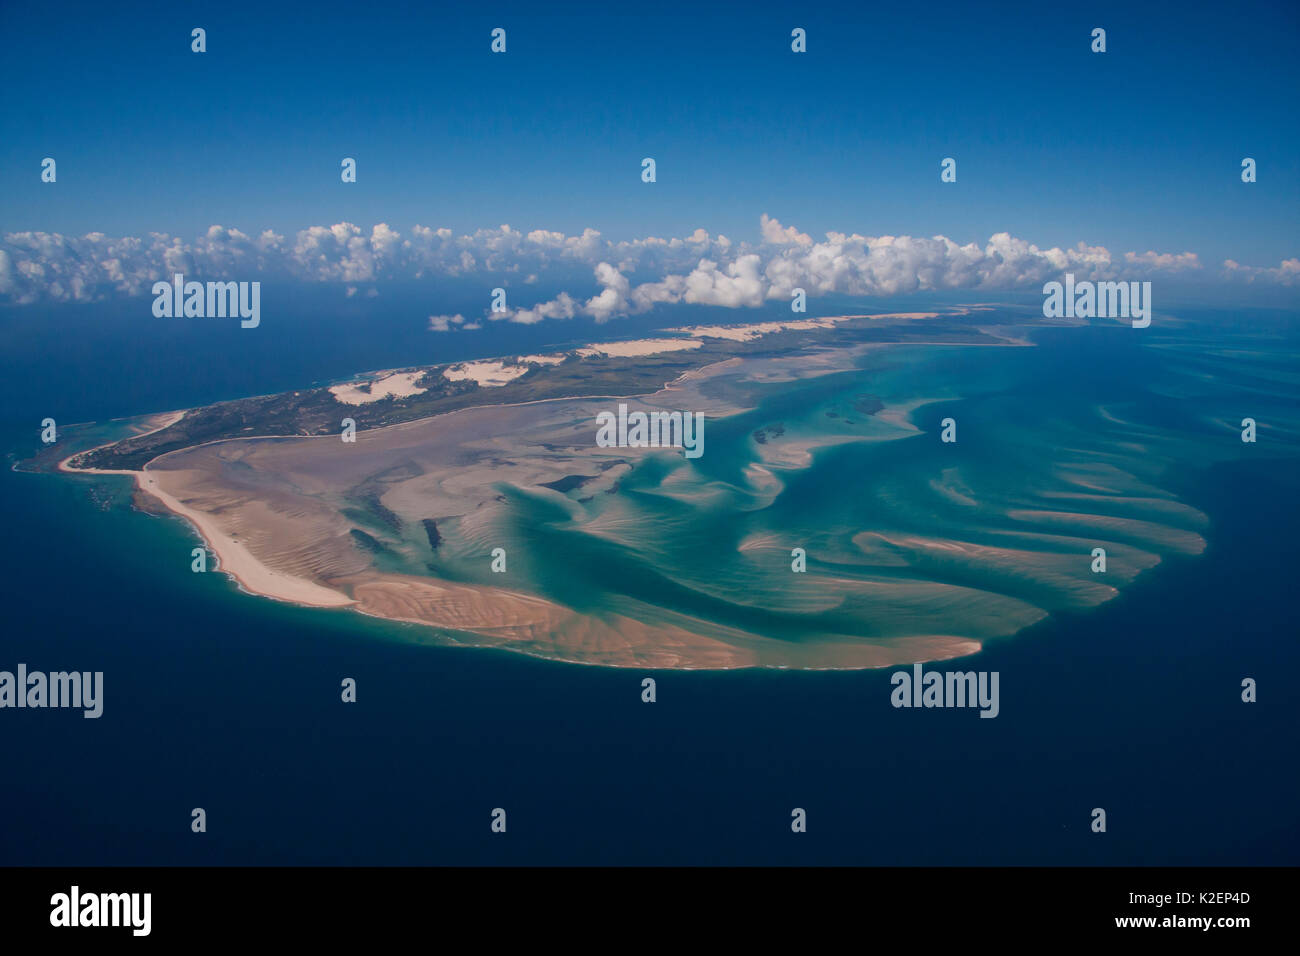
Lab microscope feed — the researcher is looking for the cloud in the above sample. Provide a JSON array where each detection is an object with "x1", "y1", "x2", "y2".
[
  {"x1": 1222, "y1": 257, "x2": 1300, "y2": 285},
  {"x1": 1125, "y1": 250, "x2": 1201, "y2": 271},
  {"x1": 501, "y1": 291, "x2": 579, "y2": 325},
  {"x1": 428, "y1": 313, "x2": 466, "y2": 332},
  {"x1": 759, "y1": 213, "x2": 812, "y2": 246},
  {"x1": 1, "y1": 216, "x2": 1291, "y2": 316}
]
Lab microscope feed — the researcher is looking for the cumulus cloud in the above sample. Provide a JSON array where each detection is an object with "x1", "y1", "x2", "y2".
[
  {"x1": 1, "y1": 216, "x2": 1291, "y2": 316},
  {"x1": 1222, "y1": 257, "x2": 1300, "y2": 285},
  {"x1": 760, "y1": 213, "x2": 812, "y2": 246},
  {"x1": 428, "y1": 313, "x2": 466, "y2": 332},
  {"x1": 501, "y1": 291, "x2": 579, "y2": 325}
]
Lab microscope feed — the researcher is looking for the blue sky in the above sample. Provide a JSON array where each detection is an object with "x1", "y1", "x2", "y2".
[
  {"x1": 0, "y1": 0, "x2": 1297, "y2": 317},
  {"x1": 3, "y1": 0, "x2": 1297, "y2": 260}
]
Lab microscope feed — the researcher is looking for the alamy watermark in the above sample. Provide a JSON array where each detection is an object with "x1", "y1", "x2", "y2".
[
  {"x1": 0, "y1": 664, "x2": 103, "y2": 718},
  {"x1": 595, "y1": 403, "x2": 704, "y2": 459},
  {"x1": 890, "y1": 663, "x2": 999, "y2": 718},
  {"x1": 50, "y1": 886, "x2": 150, "y2": 936},
  {"x1": 152, "y1": 273, "x2": 260, "y2": 328},
  {"x1": 1043, "y1": 273, "x2": 1151, "y2": 328}
]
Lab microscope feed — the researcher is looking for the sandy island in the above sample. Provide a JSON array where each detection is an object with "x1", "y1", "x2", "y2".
[{"x1": 50, "y1": 310, "x2": 1198, "y2": 670}]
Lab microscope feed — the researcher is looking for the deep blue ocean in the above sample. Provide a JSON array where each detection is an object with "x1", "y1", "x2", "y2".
[{"x1": 1, "y1": 289, "x2": 1296, "y2": 864}]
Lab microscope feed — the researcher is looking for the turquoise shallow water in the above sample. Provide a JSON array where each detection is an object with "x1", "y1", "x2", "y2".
[
  {"x1": 1, "y1": 303, "x2": 1297, "y2": 863},
  {"x1": 411, "y1": 323, "x2": 1296, "y2": 666}
]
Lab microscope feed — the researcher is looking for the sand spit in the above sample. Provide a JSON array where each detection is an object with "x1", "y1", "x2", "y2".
[
  {"x1": 138, "y1": 470, "x2": 356, "y2": 607},
  {"x1": 59, "y1": 460, "x2": 355, "y2": 608},
  {"x1": 59, "y1": 411, "x2": 355, "y2": 609}
]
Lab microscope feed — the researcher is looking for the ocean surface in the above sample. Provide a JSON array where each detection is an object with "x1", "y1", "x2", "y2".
[{"x1": 1, "y1": 292, "x2": 1297, "y2": 864}]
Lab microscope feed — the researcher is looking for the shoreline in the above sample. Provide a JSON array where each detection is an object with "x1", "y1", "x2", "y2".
[
  {"x1": 59, "y1": 455, "x2": 357, "y2": 609},
  {"x1": 57, "y1": 410, "x2": 355, "y2": 609}
]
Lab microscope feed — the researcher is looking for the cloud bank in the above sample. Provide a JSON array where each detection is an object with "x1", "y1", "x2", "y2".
[{"x1": 1, "y1": 217, "x2": 1295, "y2": 321}]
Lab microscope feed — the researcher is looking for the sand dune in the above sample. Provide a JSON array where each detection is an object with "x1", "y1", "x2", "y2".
[
  {"x1": 577, "y1": 338, "x2": 703, "y2": 358},
  {"x1": 330, "y1": 371, "x2": 428, "y2": 404}
]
